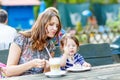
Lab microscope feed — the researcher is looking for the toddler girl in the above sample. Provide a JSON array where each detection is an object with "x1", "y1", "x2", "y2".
[{"x1": 60, "y1": 34, "x2": 91, "y2": 70}]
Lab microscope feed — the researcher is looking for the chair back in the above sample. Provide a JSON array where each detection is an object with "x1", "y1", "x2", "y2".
[
  {"x1": 0, "y1": 49, "x2": 9, "y2": 64},
  {"x1": 78, "y1": 43, "x2": 114, "y2": 66}
]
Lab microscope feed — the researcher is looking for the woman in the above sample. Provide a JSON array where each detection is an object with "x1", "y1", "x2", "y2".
[{"x1": 4, "y1": 8, "x2": 62, "y2": 77}]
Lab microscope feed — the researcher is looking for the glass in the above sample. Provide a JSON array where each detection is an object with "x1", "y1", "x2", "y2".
[{"x1": 49, "y1": 57, "x2": 61, "y2": 73}]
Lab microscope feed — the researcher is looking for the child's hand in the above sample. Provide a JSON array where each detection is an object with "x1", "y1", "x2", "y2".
[
  {"x1": 82, "y1": 62, "x2": 91, "y2": 67},
  {"x1": 64, "y1": 46, "x2": 69, "y2": 55}
]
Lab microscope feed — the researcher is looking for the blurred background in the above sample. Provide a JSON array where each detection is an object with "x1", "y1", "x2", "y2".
[{"x1": 1, "y1": 0, "x2": 120, "y2": 44}]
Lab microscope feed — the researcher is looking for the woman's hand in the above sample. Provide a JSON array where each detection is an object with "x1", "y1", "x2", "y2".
[
  {"x1": 82, "y1": 62, "x2": 91, "y2": 67},
  {"x1": 1, "y1": 67, "x2": 7, "y2": 77},
  {"x1": 43, "y1": 60, "x2": 50, "y2": 72},
  {"x1": 45, "y1": 60, "x2": 50, "y2": 68},
  {"x1": 32, "y1": 59, "x2": 46, "y2": 68}
]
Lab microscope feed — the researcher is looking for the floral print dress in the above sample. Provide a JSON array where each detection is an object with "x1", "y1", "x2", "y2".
[{"x1": 13, "y1": 33, "x2": 55, "y2": 75}]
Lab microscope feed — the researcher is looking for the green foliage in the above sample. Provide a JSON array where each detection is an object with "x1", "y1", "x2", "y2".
[
  {"x1": 79, "y1": 34, "x2": 88, "y2": 44},
  {"x1": 91, "y1": 0, "x2": 118, "y2": 4},
  {"x1": 58, "y1": 0, "x2": 67, "y2": 3},
  {"x1": 106, "y1": 8, "x2": 120, "y2": 32},
  {"x1": 58, "y1": 0, "x2": 88, "y2": 4},
  {"x1": 75, "y1": 22, "x2": 82, "y2": 33},
  {"x1": 68, "y1": 0, "x2": 78, "y2": 3},
  {"x1": 118, "y1": 8, "x2": 120, "y2": 20},
  {"x1": 43, "y1": 0, "x2": 119, "y2": 6},
  {"x1": 43, "y1": 0, "x2": 119, "y2": 7},
  {"x1": 33, "y1": 5, "x2": 39, "y2": 20},
  {"x1": 44, "y1": 0, "x2": 55, "y2": 7},
  {"x1": 57, "y1": 0, "x2": 118, "y2": 4}
]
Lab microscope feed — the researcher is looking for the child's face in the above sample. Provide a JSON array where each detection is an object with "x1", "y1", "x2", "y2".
[{"x1": 64, "y1": 38, "x2": 77, "y2": 56}]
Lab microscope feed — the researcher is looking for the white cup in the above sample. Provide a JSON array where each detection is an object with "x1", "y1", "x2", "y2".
[{"x1": 49, "y1": 57, "x2": 61, "y2": 73}]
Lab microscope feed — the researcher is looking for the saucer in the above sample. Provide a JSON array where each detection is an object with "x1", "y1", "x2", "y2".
[
  {"x1": 44, "y1": 71, "x2": 67, "y2": 78},
  {"x1": 67, "y1": 66, "x2": 91, "y2": 72}
]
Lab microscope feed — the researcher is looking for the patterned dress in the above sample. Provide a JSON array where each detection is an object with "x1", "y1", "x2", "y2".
[{"x1": 14, "y1": 33, "x2": 55, "y2": 75}]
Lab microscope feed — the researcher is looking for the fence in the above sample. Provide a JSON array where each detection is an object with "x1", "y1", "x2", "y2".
[
  {"x1": 78, "y1": 26, "x2": 120, "y2": 63},
  {"x1": 79, "y1": 27, "x2": 120, "y2": 44}
]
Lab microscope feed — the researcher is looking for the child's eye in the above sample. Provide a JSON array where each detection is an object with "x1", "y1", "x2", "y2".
[{"x1": 72, "y1": 45, "x2": 76, "y2": 47}]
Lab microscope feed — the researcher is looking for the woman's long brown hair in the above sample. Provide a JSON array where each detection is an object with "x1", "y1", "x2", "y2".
[{"x1": 20, "y1": 9, "x2": 62, "y2": 51}]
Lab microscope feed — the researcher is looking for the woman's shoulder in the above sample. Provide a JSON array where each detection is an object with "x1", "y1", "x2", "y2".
[
  {"x1": 14, "y1": 33, "x2": 30, "y2": 44},
  {"x1": 15, "y1": 33, "x2": 26, "y2": 40},
  {"x1": 13, "y1": 33, "x2": 31, "y2": 50}
]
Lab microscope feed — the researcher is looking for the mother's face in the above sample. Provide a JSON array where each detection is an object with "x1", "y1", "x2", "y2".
[{"x1": 46, "y1": 16, "x2": 59, "y2": 38}]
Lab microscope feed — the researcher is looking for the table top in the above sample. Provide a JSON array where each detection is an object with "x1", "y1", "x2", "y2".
[{"x1": 1, "y1": 63, "x2": 120, "y2": 80}]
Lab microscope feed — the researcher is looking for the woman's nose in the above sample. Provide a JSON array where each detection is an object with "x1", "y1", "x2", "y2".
[{"x1": 53, "y1": 25, "x2": 58, "y2": 30}]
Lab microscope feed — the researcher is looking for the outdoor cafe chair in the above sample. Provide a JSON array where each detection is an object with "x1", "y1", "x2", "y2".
[
  {"x1": 0, "y1": 49, "x2": 9, "y2": 64},
  {"x1": 78, "y1": 43, "x2": 114, "y2": 66}
]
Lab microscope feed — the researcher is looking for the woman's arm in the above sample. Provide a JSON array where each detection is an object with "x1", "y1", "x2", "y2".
[
  {"x1": 5, "y1": 43, "x2": 33, "y2": 76},
  {"x1": 5, "y1": 43, "x2": 45, "y2": 77}
]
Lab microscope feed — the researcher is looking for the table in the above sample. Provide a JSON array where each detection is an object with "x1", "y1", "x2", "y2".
[{"x1": 1, "y1": 63, "x2": 120, "y2": 80}]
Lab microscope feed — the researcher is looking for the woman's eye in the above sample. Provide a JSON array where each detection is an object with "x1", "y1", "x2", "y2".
[
  {"x1": 49, "y1": 23, "x2": 59, "y2": 27},
  {"x1": 49, "y1": 23, "x2": 54, "y2": 26}
]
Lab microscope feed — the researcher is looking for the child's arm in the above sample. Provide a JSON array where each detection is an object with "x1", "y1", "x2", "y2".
[
  {"x1": 76, "y1": 53, "x2": 91, "y2": 67},
  {"x1": 60, "y1": 54, "x2": 68, "y2": 67},
  {"x1": 60, "y1": 47, "x2": 69, "y2": 67}
]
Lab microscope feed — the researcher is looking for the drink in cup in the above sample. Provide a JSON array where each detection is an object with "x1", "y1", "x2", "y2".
[{"x1": 49, "y1": 57, "x2": 61, "y2": 73}]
